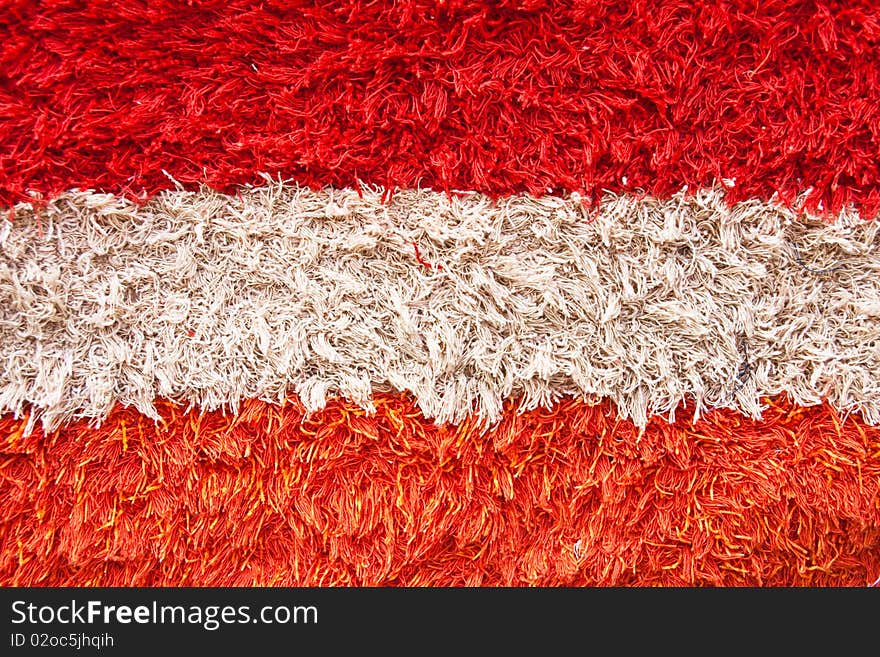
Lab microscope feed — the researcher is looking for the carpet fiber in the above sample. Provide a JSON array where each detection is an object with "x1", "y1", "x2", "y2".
[{"x1": 1, "y1": 0, "x2": 879, "y2": 586}]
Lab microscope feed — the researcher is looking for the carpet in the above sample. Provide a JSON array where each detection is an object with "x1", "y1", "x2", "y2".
[{"x1": 1, "y1": 0, "x2": 879, "y2": 586}]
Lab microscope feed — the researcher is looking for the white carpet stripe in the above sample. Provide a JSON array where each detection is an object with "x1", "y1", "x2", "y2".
[{"x1": 1, "y1": 185, "x2": 878, "y2": 430}]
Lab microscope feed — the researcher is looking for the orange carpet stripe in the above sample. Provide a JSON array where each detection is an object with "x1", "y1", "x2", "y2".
[{"x1": 2, "y1": 394, "x2": 879, "y2": 586}]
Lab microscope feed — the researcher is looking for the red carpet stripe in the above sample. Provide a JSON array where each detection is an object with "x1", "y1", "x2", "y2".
[
  {"x1": 2, "y1": 394, "x2": 878, "y2": 586},
  {"x1": 2, "y1": 1, "x2": 879, "y2": 212}
]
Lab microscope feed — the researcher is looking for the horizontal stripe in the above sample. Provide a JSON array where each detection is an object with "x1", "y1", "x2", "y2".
[
  {"x1": 2, "y1": 185, "x2": 879, "y2": 430},
  {"x1": 2, "y1": 394, "x2": 878, "y2": 586},
  {"x1": 2, "y1": 1, "x2": 879, "y2": 212}
]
